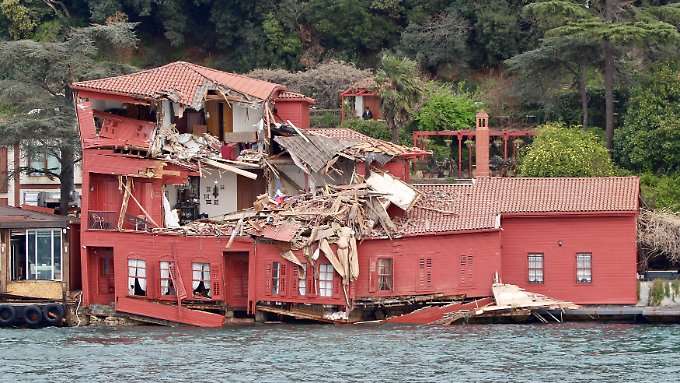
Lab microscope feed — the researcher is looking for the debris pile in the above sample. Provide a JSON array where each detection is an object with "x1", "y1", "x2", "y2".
[
  {"x1": 154, "y1": 179, "x2": 416, "y2": 242},
  {"x1": 153, "y1": 173, "x2": 421, "y2": 306}
]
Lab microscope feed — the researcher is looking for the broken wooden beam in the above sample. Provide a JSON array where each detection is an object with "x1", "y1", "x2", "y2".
[{"x1": 201, "y1": 158, "x2": 258, "y2": 180}]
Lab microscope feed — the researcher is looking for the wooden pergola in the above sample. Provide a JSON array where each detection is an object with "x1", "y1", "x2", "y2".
[{"x1": 412, "y1": 129, "x2": 536, "y2": 178}]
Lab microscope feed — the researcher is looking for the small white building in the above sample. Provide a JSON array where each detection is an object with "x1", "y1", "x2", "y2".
[{"x1": 0, "y1": 145, "x2": 82, "y2": 209}]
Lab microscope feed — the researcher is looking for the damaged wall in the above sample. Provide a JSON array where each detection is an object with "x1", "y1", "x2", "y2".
[
  {"x1": 233, "y1": 103, "x2": 262, "y2": 133},
  {"x1": 199, "y1": 170, "x2": 237, "y2": 218},
  {"x1": 250, "y1": 230, "x2": 502, "y2": 307},
  {"x1": 81, "y1": 230, "x2": 255, "y2": 308}
]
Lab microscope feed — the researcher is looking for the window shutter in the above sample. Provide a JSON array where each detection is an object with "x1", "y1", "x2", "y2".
[
  {"x1": 265, "y1": 263, "x2": 271, "y2": 297},
  {"x1": 459, "y1": 255, "x2": 473, "y2": 287},
  {"x1": 308, "y1": 264, "x2": 316, "y2": 296},
  {"x1": 369, "y1": 257, "x2": 377, "y2": 293},
  {"x1": 280, "y1": 264, "x2": 287, "y2": 296},
  {"x1": 293, "y1": 267, "x2": 299, "y2": 296},
  {"x1": 211, "y1": 263, "x2": 221, "y2": 299}
]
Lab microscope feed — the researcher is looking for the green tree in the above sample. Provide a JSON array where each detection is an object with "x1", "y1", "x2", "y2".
[
  {"x1": 376, "y1": 54, "x2": 424, "y2": 143},
  {"x1": 304, "y1": 0, "x2": 402, "y2": 62},
  {"x1": 415, "y1": 83, "x2": 479, "y2": 131},
  {"x1": 1, "y1": 0, "x2": 36, "y2": 39},
  {"x1": 640, "y1": 173, "x2": 680, "y2": 211},
  {"x1": 614, "y1": 62, "x2": 680, "y2": 173},
  {"x1": 0, "y1": 22, "x2": 137, "y2": 214},
  {"x1": 450, "y1": 0, "x2": 538, "y2": 68},
  {"x1": 519, "y1": 123, "x2": 615, "y2": 177},
  {"x1": 519, "y1": 0, "x2": 680, "y2": 150},
  {"x1": 399, "y1": 11, "x2": 469, "y2": 73}
]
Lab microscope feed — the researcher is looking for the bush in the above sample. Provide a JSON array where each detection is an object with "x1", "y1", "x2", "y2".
[
  {"x1": 640, "y1": 173, "x2": 680, "y2": 211},
  {"x1": 310, "y1": 111, "x2": 340, "y2": 128},
  {"x1": 339, "y1": 118, "x2": 411, "y2": 145},
  {"x1": 415, "y1": 83, "x2": 479, "y2": 131},
  {"x1": 518, "y1": 123, "x2": 615, "y2": 177},
  {"x1": 615, "y1": 62, "x2": 680, "y2": 173},
  {"x1": 249, "y1": 60, "x2": 372, "y2": 109}
]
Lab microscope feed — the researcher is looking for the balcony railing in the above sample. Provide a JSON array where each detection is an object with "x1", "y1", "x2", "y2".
[
  {"x1": 88, "y1": 211, "x2": 117, "y2": 230},
  {"x1": 88, "y1": 211, "x2": 149, "y2": 231}
]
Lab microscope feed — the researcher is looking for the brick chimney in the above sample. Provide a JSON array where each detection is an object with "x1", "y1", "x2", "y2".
[{"x1": 475, "y1": 111, "x2": 490, "y2": 177}]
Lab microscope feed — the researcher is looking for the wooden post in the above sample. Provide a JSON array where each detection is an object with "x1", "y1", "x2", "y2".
[{"x1": 457, "y1": 133, "x2": 463, "y2": 178}]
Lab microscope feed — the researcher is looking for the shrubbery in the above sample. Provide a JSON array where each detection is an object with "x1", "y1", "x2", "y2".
[
  {"x1": 339, "y1": 118, "x2": 411, "y2": 145},
  {"x1": 518, "y1": 123, "x2": 615, "y2": 177},
  {"x1": 415, "y1": 84, "x2": 479, "y2": 131},
  {"x1": 640, "y1": 173, "x2": 680, "y2": 212}
]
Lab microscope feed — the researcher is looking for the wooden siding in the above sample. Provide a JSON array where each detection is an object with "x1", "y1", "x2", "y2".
[{"x1": 500, "y1": 215, "x2": 638, "y2": 305}]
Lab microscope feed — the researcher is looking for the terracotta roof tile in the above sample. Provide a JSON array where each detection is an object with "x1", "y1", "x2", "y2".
[
  {"x1": 391, "y1": 177, "x2": 639, "y2": 237},
  {"x1": 275, "y1": 91, "x2": 315, "y2": 104},
  {"x1": 308, "y1": 128, "x2": 429, "y2": 157},
  {"x1": 72, "y1": 61, "x2": 285, "y2": 106}
]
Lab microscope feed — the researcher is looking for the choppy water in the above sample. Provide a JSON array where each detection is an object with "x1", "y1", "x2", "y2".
[{"x1": 1, "y1": 323, "x2": 679, "y2": 382}]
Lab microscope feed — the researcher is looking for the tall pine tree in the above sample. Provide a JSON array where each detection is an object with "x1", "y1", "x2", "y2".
[{"x1": 515, "y1": 0, "x2": 680, "y2": 149}]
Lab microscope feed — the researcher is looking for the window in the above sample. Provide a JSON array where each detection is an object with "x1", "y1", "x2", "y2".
[
  {"x1": 319, "y1": 264, "x2": 334, "y2": 297},
  {"x1": 528, "y1": 254, "x2": 544, "y2": 284},
  {"x1": 297, "y1": 267, "x2": 306, "y2": 296},
  {"x1": 160, "y1": 261, "x2": 176, "y2": 296},
  {"x1": 576, "y1": 253, "x2": 592, "y2": 283},
  {"x1": 10, "y1": 229, "x2": 62, "y2": 281},
  {"x1": 27, "y1": 149, "x2": 61, "y2": 176},
  {"x1": 192, "y1": 263, "x2": 211, "y2": 298},
  {"x1": 377, "y1": 258, "x2": 393, "y2": 291},
  {"x1": 271, "y1": 261, "x2": 281, "y2": 295},
  {"x1": 128, "y1": 259, "x2": 147, "y2": 296}
]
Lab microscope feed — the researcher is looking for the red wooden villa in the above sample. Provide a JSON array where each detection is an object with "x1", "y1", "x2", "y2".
[{"x1": 71, "y1": 62, "x2": 640, "y2": 327}]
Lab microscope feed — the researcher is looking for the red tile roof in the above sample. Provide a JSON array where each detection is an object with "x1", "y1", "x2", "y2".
[
  {"x1": 72, "y1": 61, "x2": 285, "y2": 106},
  {"x1": 391, "y1": 177, "x2": 639, "y2": 237},
  {"x1": 479, "y1": 177, "x2": 640, "y2": 214},
  {"x1": 308, "y1": 128, "x2": 429, "y2": 157},
  {"x1": 275, "y1": 91, "x2": 315, "y2": 104}
]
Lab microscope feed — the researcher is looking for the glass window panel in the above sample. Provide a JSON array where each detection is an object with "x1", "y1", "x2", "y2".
[
  {"x1": 47, "y1": 153, "x2": 61, "y2": 173},
  {"x1": 53, "y1": 230, "x2": 62, "y2": 280},
  {"x1": 528, "y1": 254, "x2": 544, "y2": 283},
  {"x1": 10, "y1": 231, "x2": 27, "y2": 280},
  {"x1": 29, "y1": 151, "x2": 46, "y2": 171},
  {"x1": 27, "y1": 230, "x2": 36, "y2": 279}
]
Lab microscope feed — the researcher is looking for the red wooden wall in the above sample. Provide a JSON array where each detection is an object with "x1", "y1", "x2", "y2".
[
  {"x1": 250, "y1": 230, "x2": 502, "y2": 306},
  {"x1": 276, "y1": 101, "x2": 311, "y2": 129},
  {"x1": 500, "y1": 215, "x2": 638, "y2": 305},
  {"x1": 81, "y1": 230, "x2": 255, "y2": 308},
  {"x1": 362, "y1": 95, "x2": 382, "y2": 120}
]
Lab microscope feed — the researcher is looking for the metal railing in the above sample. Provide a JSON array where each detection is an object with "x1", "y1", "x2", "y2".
[
  {"x1": 87, "y1": 211, "x2": 117, "y2": 230},
  {"x1": 88, "y1": 210, "x2": 150, "y2": 231}
]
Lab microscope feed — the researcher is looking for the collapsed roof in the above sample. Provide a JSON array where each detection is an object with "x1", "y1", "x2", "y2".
[{"x1": 72, "y1": 61, "x2": 286, "y2": 109}]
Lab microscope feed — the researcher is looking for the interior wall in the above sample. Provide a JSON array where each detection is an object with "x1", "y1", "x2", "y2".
[
  {"x1": 233, "y1": 103, "x2": 262, "y2": 132},
  {"x1": 199, "y1": 169, "x2": 237, "y2": 218}
]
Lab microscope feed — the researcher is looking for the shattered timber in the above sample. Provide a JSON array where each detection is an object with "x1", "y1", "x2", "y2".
[{"x1": 63, "y1": 61, "x2": 640, "y2": 327}]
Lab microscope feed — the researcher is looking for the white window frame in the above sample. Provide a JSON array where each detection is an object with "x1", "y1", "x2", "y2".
[
  {"x1": 128, "y1": 259, "x2": 147, "y2": 296},
  {"x1": 192, "y1": 262, "x2": 211, "y2": 298},
  {"x1": 576, "y1": 253, "x2": 592, "y2": 284},
  {"x1": 318, "y1": 264, "x2": 334, "y2": 297},
  {"x1": 298, "y1": 267, "x2": 306, "y2": 296},
  {"x1": 377, "y1": 258, "x2": 393, "y2": 291},
  {"x1": 528, "y1": 253, "x2": 544, "y2": 284},
  {"x1": 160, "y1": 261, "x2": 175, "y2": 296},
  {"x1": 10, "y1": 228, "x2": 63, "y2": 281},
  {"x1": 271, "y1": 262, "x2": 281, "y2": 295}
]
